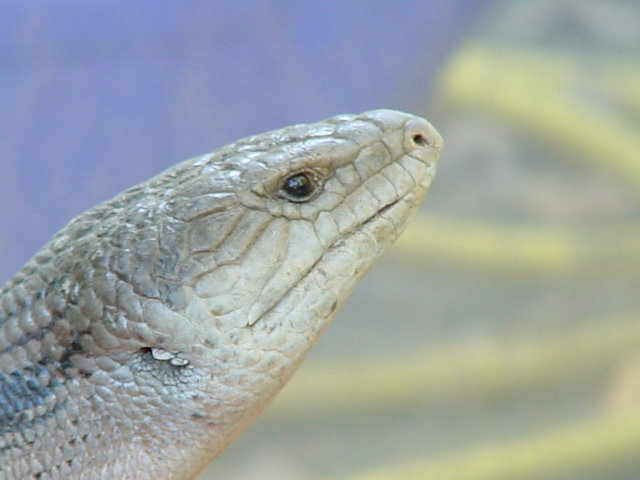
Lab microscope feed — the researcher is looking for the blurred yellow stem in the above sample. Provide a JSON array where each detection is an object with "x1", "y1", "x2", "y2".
[
  {"x1": 437, "y1": 46, "x2": 640, "y2": 188},
  {"x1": 392, "y1": 213, "x2": 640, "y2": 276},
  {"x1": 341, "y1": 408, "x2": 640, "y2": 480},
  {"x1": 268, "y1": 310, "x2": 640, "y2": 419}
]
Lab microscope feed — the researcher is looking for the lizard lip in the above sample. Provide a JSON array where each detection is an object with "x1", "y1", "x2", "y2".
[{"x1": 360, "y1": 160, "x2": 437, "y2": 229}]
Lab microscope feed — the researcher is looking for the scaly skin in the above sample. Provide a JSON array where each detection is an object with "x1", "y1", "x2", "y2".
[{"x1": 0, "y1": 110, "x2": 442, "y2": 479}]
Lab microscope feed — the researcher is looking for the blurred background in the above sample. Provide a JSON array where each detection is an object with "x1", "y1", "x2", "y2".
[{"x1": 2, "y1": 1, "x2": 640, "y2": 479}]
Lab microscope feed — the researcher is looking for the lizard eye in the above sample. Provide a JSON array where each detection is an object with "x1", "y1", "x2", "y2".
[{"x1": 280, "y1": 170, "x2": 319, "y2": 202}]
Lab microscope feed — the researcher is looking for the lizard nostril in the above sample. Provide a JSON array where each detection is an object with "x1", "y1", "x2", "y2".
[
  {"x1": 411, "y1": 133, "x2": 429, "y2": 147},
  {"x1": 403, "y1": 116, "x2": 443, "y2": 156}
]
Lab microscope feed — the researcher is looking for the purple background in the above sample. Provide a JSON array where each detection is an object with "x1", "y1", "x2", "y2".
[{"x1": 0, "y1": 1, "x2": 489, "y2": 282}]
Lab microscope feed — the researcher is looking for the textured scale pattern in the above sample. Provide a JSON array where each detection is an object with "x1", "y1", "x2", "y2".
[{"x1": 0, "y1": 110, "x2": 442, "y2": 480}]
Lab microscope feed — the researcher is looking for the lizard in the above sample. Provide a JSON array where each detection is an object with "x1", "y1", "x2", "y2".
[{"x1": 0, "y1": 109, "x2": 442, "y2": 479}]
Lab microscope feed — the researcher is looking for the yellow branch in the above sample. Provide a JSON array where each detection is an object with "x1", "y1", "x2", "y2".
[
  {"x1": 392, "y1": 213, "x2": 640, "y2": 276},
  {"x1": 436, "y1": 46, "x2": 640, "y2": 188},
  {"x1": 341, "y1": 408, "x2": 640, "y2": 480},
  {"x1": 267, "y1": 310, "x2": 640, "y2": 420}
]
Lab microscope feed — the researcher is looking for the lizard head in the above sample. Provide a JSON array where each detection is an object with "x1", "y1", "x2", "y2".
[{"x1": 154, "y1": 110, "x2": 442, "y2": 355}]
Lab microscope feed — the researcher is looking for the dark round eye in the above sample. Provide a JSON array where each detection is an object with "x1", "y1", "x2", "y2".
[{"x1": 280, "y1": 171, "x2": 318, "y2": 202}]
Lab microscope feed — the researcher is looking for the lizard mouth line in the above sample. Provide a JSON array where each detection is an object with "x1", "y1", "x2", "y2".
[{"x1": 361, "y1": 196, "x2": 401, "y2": 227}]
